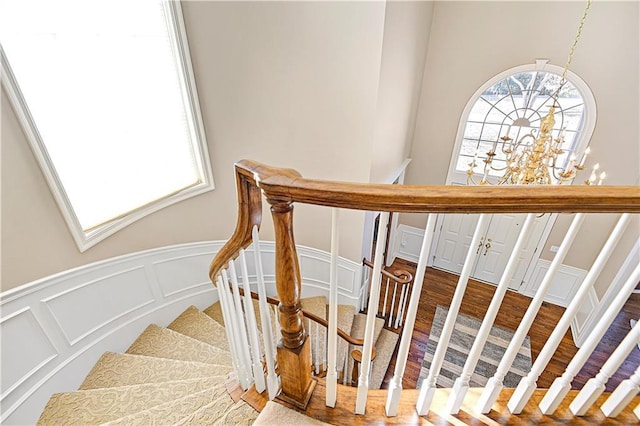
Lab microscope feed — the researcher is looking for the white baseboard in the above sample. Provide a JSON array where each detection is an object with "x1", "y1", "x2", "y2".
[{"x1": 0, "y1": 241, "x2": 361, "y2": 425}]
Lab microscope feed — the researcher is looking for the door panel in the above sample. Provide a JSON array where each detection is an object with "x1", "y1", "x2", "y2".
[
  {"x1": 433, "y1": 213, "x2": 481, "y2": 274},
  {"x1": 473, "y1": 213, "x2": 524, "y2": 288}
]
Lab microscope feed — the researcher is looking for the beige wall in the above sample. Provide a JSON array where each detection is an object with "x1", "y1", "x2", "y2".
[
  {"x1": 369, "y1": 1, "x2": 433, "y2": 183},
  {"x1": 403, "y1": 1, "x2": 639, "y2": 291},
  {"x1": 2, "y1": 1, "x2": 407, "y2": 291}
]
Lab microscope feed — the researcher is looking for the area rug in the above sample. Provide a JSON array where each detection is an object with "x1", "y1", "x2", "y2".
[{"x1": 417, "y1": 305, "x2": 532, "y2": 389}]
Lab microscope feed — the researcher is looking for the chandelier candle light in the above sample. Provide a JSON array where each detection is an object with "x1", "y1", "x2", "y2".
[{"x1": 466, "y1": 0, "x2": 602, "y2": 186}]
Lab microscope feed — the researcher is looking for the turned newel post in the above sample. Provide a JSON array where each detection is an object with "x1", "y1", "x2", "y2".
[{"x1": 269, "y1": 199, "x2": 316, "y2": 408}]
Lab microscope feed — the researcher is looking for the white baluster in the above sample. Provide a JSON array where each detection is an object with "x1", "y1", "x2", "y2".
[
  {"x1": 252, "y1": 226, "x2": 280, "y2": 400},
  {"x1": 446, "y1": 213, "x2": 536, "y2": 414},
  {"x1": 394, "y1": 283, "x2": 407, "y2": 329},
  {"x1": 342, "y1": 345, "x2": 349, "y2": 385},
  {"x1": 386, "y1": 214, "x2": 436, "y2": 416},
  {"x1": 220, "y1": 272, "x2": 243, "y2": 377},
  {"x1": 216, "y1": 275, "x2": 240, "y2": 375},
  {"x1": 570, "y1": 320, "x2": 640, "y2": 415},
  {"x1": 239, "y1": 250, "x2": 266, "y2": 393},
  {"x1": 503, "y1": 213, "x2": 632, "y2": 414},
  {"x1": 536, "y1": 262, "x2": 640, "y2": 415},
  {"x1": 388, "y1": 282, "x2": 398, "y2": 328},
  {"x1": 326, "y1": 208, "x2": 340, "y2": 407},
  {"x1": 315, "y1": 322, "x2": 320, "y2": 374},
  {"x1": 398, "y1": 281, "x2": 411, "y2": 327},
  {"x1": 489, "y1": 212, "x2": 584, "y2": 414},
  {"x1": 382, "y1": 277, "x2": 390, "y2": 318},
  {"x1": 355, "y1": 211, "x2": 390, "y2": 414},
  {"x1": 600, "y1": 366, "x2": 640, "y2": 418},
  {"x1": 308, "y1": 319, "x2": 313, "y2": 367},
  {"x1": 417, "y1": 213, "x2": 490, "y2": 415},
  {"x1": 228, "y1": 261, "x2": 253, "y2": 389}
]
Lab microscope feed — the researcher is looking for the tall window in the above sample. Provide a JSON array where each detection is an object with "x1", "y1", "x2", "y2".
[
  {"x1": 449, "y1": 61, "x2": 596, "y2": 184},
  {"x1": 0, "y1": 0, "x2": 213, "y2": 251}
]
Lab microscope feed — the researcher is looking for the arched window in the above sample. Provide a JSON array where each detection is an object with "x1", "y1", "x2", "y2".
[{"x1": 448, "y1": 60, "x2": 596, "y2": 184}]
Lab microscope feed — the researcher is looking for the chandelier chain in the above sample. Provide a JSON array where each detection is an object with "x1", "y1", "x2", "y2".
[{"x1": 562, "y1": 0, "x2": 592, "y2": 81}]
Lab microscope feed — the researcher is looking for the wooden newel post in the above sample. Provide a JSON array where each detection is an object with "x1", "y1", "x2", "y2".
[{"x1": 270, "y1": 200, "x2": 316, "y2": 409}]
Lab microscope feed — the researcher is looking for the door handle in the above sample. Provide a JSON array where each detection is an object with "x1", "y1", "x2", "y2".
[
  {"x1": 476, "y1": 237, "x2": 484, "y2": 255},
  {"x1": 483, "y1": 239, "x2": 492, "y2": 256}
]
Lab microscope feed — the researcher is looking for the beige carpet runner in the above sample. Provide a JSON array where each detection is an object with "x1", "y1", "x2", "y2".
[{"x1": 37, "y1": 296, "x2": 400, "y2": 424}]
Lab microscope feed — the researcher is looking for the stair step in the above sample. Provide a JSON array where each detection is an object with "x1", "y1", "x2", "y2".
[
  {"x1": 254, "y1": 401, "x2": 331, "y2": 425},
  {"x1": 126, "y1": 324, "x2": 232, "y2": 365},
  {"x1": 302, "y1": 296, "x2": 327, "y2": 368},
  {"x1": 38, "y1": 378, "x2": 223, "y2": 425},
  {"x1": 206, "y1": 299, "x2": 279, "y2": 351},
  {"x1": 197, "y1": 399, "x2": 259, "y2": 426},
  {"x1": 336, "y1": 304, "x2": 356, "y2": 371},
  {"x1": 168, "y1": 305, "x2": 230, "y2": 351},
  {"x1": 80, "y1": 352, "x2": 231, "y2": 389},
  {"x1": 370, "y1": 328, "x2": 399, "y2": 389},
  {"x1": 345, "y1": 313, "x2": 385, "y2": 386},
  {"x1": 103, "y1": 386, "x2": 232, "y2": 425}
]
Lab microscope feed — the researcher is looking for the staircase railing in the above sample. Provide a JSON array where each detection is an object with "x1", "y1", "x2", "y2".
[
  {"x1": 362, "y1": 259, "x2": 413, "y2": 329},
  {"x1": 210, "y1": 159, "x2": 640, "y2": 420}
]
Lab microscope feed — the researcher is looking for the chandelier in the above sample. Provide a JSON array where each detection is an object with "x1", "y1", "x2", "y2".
[{"x1": 466, "y1": 0, "x2": 603, "y2": 186}]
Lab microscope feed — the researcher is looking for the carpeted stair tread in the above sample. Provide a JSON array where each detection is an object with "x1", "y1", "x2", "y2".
[
  {"x1": 212, "y1": 399, "x2": 259, "y2": 425},
  {"x1": 370, "y1": 328, "x2": 400, "y2": 389},
  {"x1": 80, "y1": 352, "x2": 231, "y2": 389},
  {"x1": 204, "y1": 301, "x2": 225, "y2": 326},
  {"x1": 174, "y1": 396, "x2": 257, "y2": 425},
  {"x1": 168, "y1": 305, "x2": 230, "y2": 351},
  {"x1": 103, "y1": 386, "x2": 232, "y2": 425},
  {"x1": 205, "y1": 300, "x2": 276, "y2": 354},
  {"x1": 254, "y1": 401, "x2": 332, "y2": 425},
  {"x1": 37, "y1": 378, "x2": 223, "y2": 425},
  {"x1": 302, "y1": 296, "x2": 327, "y2": 369},
  {"x1": 126, "y1": 324, "x2": 232, "y2": 365},
  {"x1": 336, "y1": 304, "x2": 357, "y2": 372},
  {"x1": 345, "y1": 313, "x2": 385, "y2": 387}
]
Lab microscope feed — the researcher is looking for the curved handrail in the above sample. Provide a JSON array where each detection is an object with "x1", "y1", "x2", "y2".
[
  {"x1": 363, "y1": 259, "x2": 413, "y2": 285},
  {"x1": 239, "y1": 288, "x2": 365, "y2": 347},
  {"x1": 211, "y1": 159, "x2": 640, "y2": 282},
  {"x1": 237, "y1": 159, "x2": 640, "y2": 213}
]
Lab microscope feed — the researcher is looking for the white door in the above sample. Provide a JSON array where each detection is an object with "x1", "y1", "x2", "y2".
[{"x1": 433, "y1": 213, "x2": 550, "y2": 290}]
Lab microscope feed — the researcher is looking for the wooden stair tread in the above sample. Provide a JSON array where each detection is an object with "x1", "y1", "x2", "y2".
[
  {"x1": 126, "y1": 324, "x2": 232, "y2": 365},
  {"x1": 244, "y1": 380, "x2": 640, "y2": 425},
  {"x1": 80, "y1": 352, "x2": 232, "y2": 389},
  {"x1": 168, "y1": 305, "x2": 230, "y2": 351},
  {"x1": 37, "y1": 378, "x2": 224, "y2": 425}
]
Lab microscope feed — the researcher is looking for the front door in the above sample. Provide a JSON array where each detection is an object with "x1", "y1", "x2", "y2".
[{"x1": 432, "y1": 213, "x2": 549, "y2": 290}]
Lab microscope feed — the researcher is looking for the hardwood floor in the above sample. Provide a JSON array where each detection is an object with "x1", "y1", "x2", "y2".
[{"x1": 377, "y1": 258, "x2": 640, "y2": 393}]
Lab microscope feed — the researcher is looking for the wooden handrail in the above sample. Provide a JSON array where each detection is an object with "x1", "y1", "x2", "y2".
[
  {"x1": 237, "y1": 159, "x2": 640, "y2": 214},
  {"x1": 238, "y1": 288, "x2": 365, "y2": 347},
  {"x1": 363, "y1": 259, "x2": 413, "y2": 285},
  {"x1": 210, "y1": 159, "x2": 640, "y2": 410}
]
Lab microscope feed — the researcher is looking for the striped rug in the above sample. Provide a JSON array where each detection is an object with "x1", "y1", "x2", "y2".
[{"x1": 417, "y1": 305, "x2": 532, "y2": 389}]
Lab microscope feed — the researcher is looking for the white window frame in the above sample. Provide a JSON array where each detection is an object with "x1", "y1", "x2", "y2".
[
  {"x1": 446, "y1": 59, "x2": 597, "y2": 185},
  {"x1": 0, "y1": 0, "x2": 213, "y2": 252}
]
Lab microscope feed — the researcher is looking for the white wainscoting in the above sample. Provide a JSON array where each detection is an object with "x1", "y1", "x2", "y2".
[
  {"x1": 519, "y1": 260, "x2": 587, "y2": 308},
  {"x1": 0, "y1": 241, "x2": 361, "y2": 425},
  {"x1": 391, "y1": 224, "x2": 587, "y2": 307},
  {"x1": 392, "y1": 224, "x2": 427, "y2": 264}
]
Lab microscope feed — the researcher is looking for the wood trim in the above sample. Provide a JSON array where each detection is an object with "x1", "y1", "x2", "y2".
[
  {"x1": 209, "y1": 164, "x2": 263, "y2": 280},
  {"x1": 238, "y1": 288, "x2": 365, "y2": 347},
  {"x1": 236, "y1": 159, "x2": 640, "y2": 213},
  {"x1": 363, "y1": 259, "x2": 413, "y2": 285}
]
